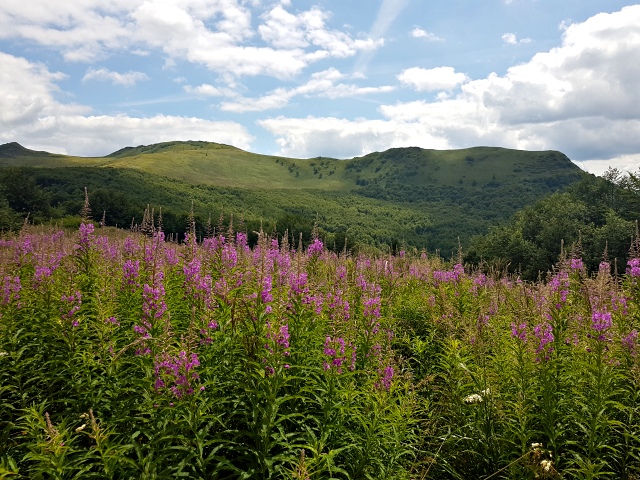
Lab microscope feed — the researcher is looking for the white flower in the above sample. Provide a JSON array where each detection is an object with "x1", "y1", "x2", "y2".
[
  {"x1": 463, "y1": 393, "x2": 484, "y2": 404},
  {"x1": 75, "y1": 424, "x2": 86, "y2": 432},
  {"x1": 540, "y1": 459, "x2": 553, "y2": 472}
]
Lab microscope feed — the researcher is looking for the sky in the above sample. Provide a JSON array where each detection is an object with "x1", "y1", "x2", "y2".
[{"x1": 1, "y1": 0, "x2": 640, "y2": 175}]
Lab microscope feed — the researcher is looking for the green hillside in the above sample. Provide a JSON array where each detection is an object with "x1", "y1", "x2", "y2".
[{"x1": 0, "y1": 140, "x2": 587, "y2": 254}]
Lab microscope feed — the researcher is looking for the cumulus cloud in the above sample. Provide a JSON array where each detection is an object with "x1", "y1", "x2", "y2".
[
  {"x1": 82, "y1": 67, "x2": 149, "y2": 86},
  {"x1": 258, "y1": 115, "x2": 450, "y2": 159},
  {"x1": 411, "y1": 27, "x2": 443, "y2": 41},
  {"x1": 0, "y1": 52, "x2": 88, "y2": 129},
  {"x1": 0, "y1": 0, "x2": 382, "y2": 81},
  {"x1": 259, "y1": 5, "x2": 640, "y2": 172},
  {"x1": 502, "y1": 32, "x2": 532, "y2": 45},
  {"x1": 398, "y1": 67, "x2": 468, "y2": 92},
  {"x1": 0, "y1": 52, "x2": 252, "y2": 156},
  {"x1": 14, "y1": 114, "x2": 254, "y2": 157},
  {"x1": 0, "y1": 0, "x2": 136, "y2": 61}
]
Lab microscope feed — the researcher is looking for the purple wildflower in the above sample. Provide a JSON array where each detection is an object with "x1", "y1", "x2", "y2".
[
  {"x1": 627, "y1": 258, "x2": 640, "y2": 277},
  {"x1": 570, "y1": 258, "x2": 584, "y2": 271},
  {"x1": 533, "y1": 322, "x2": 554, "y2": 362},
  {"x1": 622, "y1": 330, "x2": 638, "y2": 355},
  {"x1": 307, "y1": 238, "x2": 323, "y2": 256},
  {"x1": 60, "y1": 291, "x2": 82, "y2": 326},
  {"x1": 323, "y1": 336, "x2": 355, "y2": 373},
  {"x1": 1, "y1": 276, "x2": 21, "y2": 305},
  {"x1": 510, "y1": 322, "x2": 527, "y2": 343},
  {"x1": 375, "y1": 365, "x2": 394, "y2": 391},
  {"x1": 77, "y1": 223, "x2": 95, "y2": 249},
  {"x1": 122, "y1": 259, "x2": 140, "y2": 288},
  {"x1": 261, "y1": 275, "x2": 273, "y2": 304},
  {"x1": 154, "y1": 351, "x2": 202, "y2": 399},
  {"x1": 591, "y1": 310, "x2": 612, "y2": 337}
]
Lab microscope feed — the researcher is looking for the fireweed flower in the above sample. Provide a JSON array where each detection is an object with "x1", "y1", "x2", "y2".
[
  {"x1": 222, "y1": 244, "x2": 238, "y2": 269},
  {"x1": 60, "y1": 292, "x2": 82, "y2": 327},
  {"x1": 570, "y1": 258, "x2": 584, "y2": 271},
  {"x1": 134, "y1": 272, "x2": 167, "y2": 352},
  {"x1": 154, "y1": 351, "x2": 201, "y2": 398},
  {"x1": 323, "y1": 336, "x2": 355, "y2": 373},
  {"x1": 122, "y1": 259, "x2": 140, "y2": 288},
  {"x1": 76, "y1": 223, "x2": 95, "y2": 250},
  {"x1": 142, "y1": 272, "x2": 167, "y2": 322},
  {"x1": 533, "y1": 322, "x2": 554, "y2": 362},
  {"x1": 307, "y1": 238, "x2": 323, "y2": 257},
  {"x1": 261, "y1": 275, "x2": 273, "y2": 304},
  {"x1": 510, "y1": 322, "x2": 527, "y2": 342},
  {"x1": 433, "y1": 263, "x2": 464, "y2": 284},
  {"x1": 123, "y1": 237, "x2": 140, "y2": 256},
  {"x1": 375, "y1": 365, "x2": 394, "y2": 391},
  {"x1": 622, "y1": 329, "x2": 638, "y2": 355},
  {"x1": 1, "y1": 276, "x2": 21, "y2": 306},
  {"x1": 326, "y1": 291, "x2": 350, "y2": 321},
  {"x1": 263, "y1": 322, "x2": 291, "y2": 376},
  {"x1": 591, "y1": 310, "x2": 612, "y2": 340},
  {"x1": 549, "y1": 271, "x2": 570, "y2": 307},
  {"x1": 627, "y1": 258, "x2": 640, "y2": 277}
]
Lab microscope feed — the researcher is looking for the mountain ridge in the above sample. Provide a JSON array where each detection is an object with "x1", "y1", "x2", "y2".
[{"x1": 0, "y1": 140, "x2": 588, "y2": 253}]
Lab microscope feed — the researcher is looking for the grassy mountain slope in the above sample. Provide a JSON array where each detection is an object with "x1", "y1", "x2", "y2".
[{"x1": 0, "y1": 141, "x2": 587, "y2": 253}]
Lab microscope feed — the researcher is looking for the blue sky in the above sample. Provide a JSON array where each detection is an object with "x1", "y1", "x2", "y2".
[{"x1": 1, "y1": 0, "x2": 639, "y2": 174}]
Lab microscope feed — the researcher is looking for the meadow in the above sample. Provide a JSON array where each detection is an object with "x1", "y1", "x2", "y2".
[{"x1": 1, "y1": 219, "x2": 640, "y2": 479}]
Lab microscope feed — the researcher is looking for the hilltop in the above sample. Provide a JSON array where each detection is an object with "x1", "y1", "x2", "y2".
[{"x1": 0, "y1": 140, "x2": 587, "y2": 254}]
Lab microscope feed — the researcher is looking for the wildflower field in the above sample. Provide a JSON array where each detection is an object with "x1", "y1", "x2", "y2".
[{"x1": 1, "y1": 222, "x2": 640, "y2": 479}]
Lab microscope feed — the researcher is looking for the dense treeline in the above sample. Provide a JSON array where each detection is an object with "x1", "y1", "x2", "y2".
[{"x1": 466, "y1": 170, "x2": 640, "y2": 279}]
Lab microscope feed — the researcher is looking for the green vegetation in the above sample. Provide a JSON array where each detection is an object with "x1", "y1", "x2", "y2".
[
  {"x1": 2, "y1": 226, "x2": 640, "y2": 478},
  {"x1": 0, "y1": 141, "x2": 586, "y2": 256},
  {"x1": 467, "y1": 171, "x2": 640, "y2": 279}
]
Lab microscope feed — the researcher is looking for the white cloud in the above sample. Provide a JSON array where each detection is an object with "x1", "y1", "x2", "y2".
[
  {"x1": 0, "y1": 0, "x2": 381, "y2": 81},
  {"x1": 82, "y1": 67, "x2": 149, "y2": 86},
  {"x1": 184, "y1": 84, "x2": 234, "y2": 97},
  {"x1": 411, "y1": 27, "x2": 443, "y2": 41},
  {"x1": 0, "y1": 52, "x2": 88, "y2": 129},
  {"x1": 0, "y1": 0, "x2": 137, "y2": 61},
  {"x1": 258, "y1": 5, "x2": 381, "y2": 56},
  {"x1": 502, "y1": 32, "x2": 532, "y2": 45},
  {"x1": 15, "y1": 114, "x2": 253, "y2": 157},
  {"x1": 220, "y1": 68, "x2": 394, "y2": 112},
  {"x1": 258, "y1": 116, "x2": 450, "y2": 159},
  {"x1": 0, "y1": 52, "x2": 252, "y2": 156},
  {"x1": 398, "y1": 66, "x2": 468, "y2": 91},
  {"x1": 259, "y1": 5, "x2": 640, "y2": 170}
]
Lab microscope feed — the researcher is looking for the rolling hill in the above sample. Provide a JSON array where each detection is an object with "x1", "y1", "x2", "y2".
[{"x1": 0, "y1": 140, "x2": 587, "y2": 254}]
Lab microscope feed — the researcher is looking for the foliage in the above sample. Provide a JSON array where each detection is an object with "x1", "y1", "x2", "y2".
[
  {"x1": 0, "y1": 142, "x2": 587, "y2": 255},
  {"x1": 2, "y1": 224, "x2": 640, "y2": 478},
  {"x1": 467, "y1": 174, "x2": 640, "y2": 280}
]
